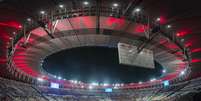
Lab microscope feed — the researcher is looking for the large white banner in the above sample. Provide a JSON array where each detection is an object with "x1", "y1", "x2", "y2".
[{"x1": 118, "y1": 42, "x2": 155, "y2": 69}]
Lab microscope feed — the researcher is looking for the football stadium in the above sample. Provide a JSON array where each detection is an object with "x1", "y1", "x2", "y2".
[{"x1": 0, "y1": 0, "x2": 201, "y2": 101}]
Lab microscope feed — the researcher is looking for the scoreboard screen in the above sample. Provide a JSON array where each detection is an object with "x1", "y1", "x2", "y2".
[
  {"x1": 105, "y1": 88, "x2": 113, "y2": 92},
  {"x1": 50, "y1": 82, "x2": 59, "y2": 89},
  {"x1": 118, "y1": 42, "x2": 155, "y2": 69}
]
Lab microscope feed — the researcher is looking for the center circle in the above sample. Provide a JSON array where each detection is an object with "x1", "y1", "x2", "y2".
[{"x1": 43, "y1": 46, "x2": 163, "y2": 84}]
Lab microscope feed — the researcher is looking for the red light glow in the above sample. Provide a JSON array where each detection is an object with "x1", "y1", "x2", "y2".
[
  {"x1": 184, "y1": 37, "x2": 200, "y2": 48},
  {"x1": 157, "y1": 16, "x2": 167, "y2": 24},
  {"x1": 176, "y1": 31, "x2": 188, "y2": 37},
  {"x1": 185, "y1": 42, "x2": 192, "y2": 47},
  {"x1": 191, "y1": 48, "x2": 201, "y2": 53},
  {"x1": 192, "y1": 59, "x2": 201, "y2": 63},
  {"x1": 134, "y1": 24, "x2": 149, "y2": 33},
  {"x1": 106, "y1": 17, "x2": 126, "y2": 28},
  {"x1": 0, "y1": 21, "x2": 22, "y2": 29}
]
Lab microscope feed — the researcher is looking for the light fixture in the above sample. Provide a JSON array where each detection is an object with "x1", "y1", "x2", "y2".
[
  {"x1": 103, "y1": 83, "x2": 109, "y2": 86},
  {"x1": 81, "y1": 85, "x2": 84, "y2": 88},
  {"x1": 150, "y1": 78, "x2": 156, "y2": 82},
  {"x1": 163, "y1": 80, "x2": 169, "y2": 86},
  {"x1": 91, "y1": 82, "x2": 99, "y2": 86},
  {"x1": 37, "y1": 78, "x2": 44, "y2": 82},
  {"x1": 162, "y1": 69, "x2": 166, "y2": 73},
  {"x1": 13, "y1": 32, "x2": 16, "y2": 35},
  {"x1": 181, "y1": 38, "x2": 185, "y2": 42},
  {"x1": 74, "y1": 80, "x2": 78, "y2": 84},
  {"x1": 167, "y1": 25, "x2": 171, "y2": 28},
  {"x1": 113, "y1": 3, "x2": 118, "y2": 7},
  {"x1": 120, "y1": 83, "x2": 124, "y2": 86},
  {"x1": 40, "y1": 10, "x2": 45, "y2": 14},
  {"x1": 156, "y1": 17, "x2": 160, "y2": 21},
  {"x1": 83, "y1": 1, "x2": 89, "y2": 5},
  {"x1": 89, "y1": 85, "x2": 93, "y2": 89},
  {"x1": 134, "y1": 8, "x2": 141, "y2": 12},
  {"x1": 59, "y1": 4, "x2": 64, "y2": 8},
  {"x1": 115, "y1": 83, "x2": 120, "y2": 87},
  {"x1": 114, "y1": 86, "x2": 118, "y2": 89},
  {"x1": 58, "y1": 76, "x2": 62, "y2": 80},
  {"x1": 27, "y1": 18, "x2": 31, "y2": 22},
  {"x1": 71, "y1": 80, "x2": 78, "y2": 84},
  {"x1": 180, "y1": 70, "x2": 185, "y2": 76},
  {"x1": 176, "y1": 32, "x2": 181, "y2": 37},
  {"x1": 18, "y1": 25, "x2": 22, "y2": 29},
  {"x1": 138, "y1": 81, "x2": 142, "y2": 84}
]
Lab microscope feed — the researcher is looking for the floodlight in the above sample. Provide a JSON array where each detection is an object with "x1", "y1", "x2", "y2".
[
  {"x1": 58, "y1": 76, "x2": 62, "y2": 80},
  {"x1": 40, "y1": 10, "x2": 45, "y2": 14},
  {"x1": 163, "y1": 80, "x2": 169, "y2": 86},
  {"x1": 113, "y1": 3, "x2": 118, "y2": 7},
  {"x1": 89, "y1": 85, "x2": 93, "y2": 89},
  {"x1": 163, "y1": 69, "x2": 166, "y2": 73},
  {"x1": 156, "y1": 17, "x2": 160, "y2": 21},
  {"x1": 59, "y1": 4, "x2": 64, "y2": 8},
  {"x1": 83, "y1": 1, "x2": 89, "y2": 5},
  {"x1": 134, "y1": 8, "x2": 141, "y2": 12},
  {"x1": 37, "y1": 78, "x2": 44, "y2": 82},
  {"x1": 167, "y1": 25, "x2": 171, "y2": 28}
]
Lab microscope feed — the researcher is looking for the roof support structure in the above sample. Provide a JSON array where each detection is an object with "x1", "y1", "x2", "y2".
[
  {"x1": 96, "y1": 0, "x2": 101, "y2": 34},
  {"x1": 122, "y1": 0, "x2": 143, "y2": 16},
  {"x1": 137, "y1": 26, "x2": 160, "y2": 53}
]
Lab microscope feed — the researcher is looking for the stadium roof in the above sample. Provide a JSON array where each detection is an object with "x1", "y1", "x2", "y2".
[{"x1": 0, "y1": 0, "x2": 200, "y2": 88}]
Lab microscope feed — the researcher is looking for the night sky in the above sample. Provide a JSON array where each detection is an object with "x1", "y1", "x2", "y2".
[{"x1": 43, "y1": 46, "x2": 163, "y2": 83}]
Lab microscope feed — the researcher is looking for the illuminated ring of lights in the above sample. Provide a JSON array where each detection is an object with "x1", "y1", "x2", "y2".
[{"x1": 13, "y1": 16, "x2": 189, "y2": 88}]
